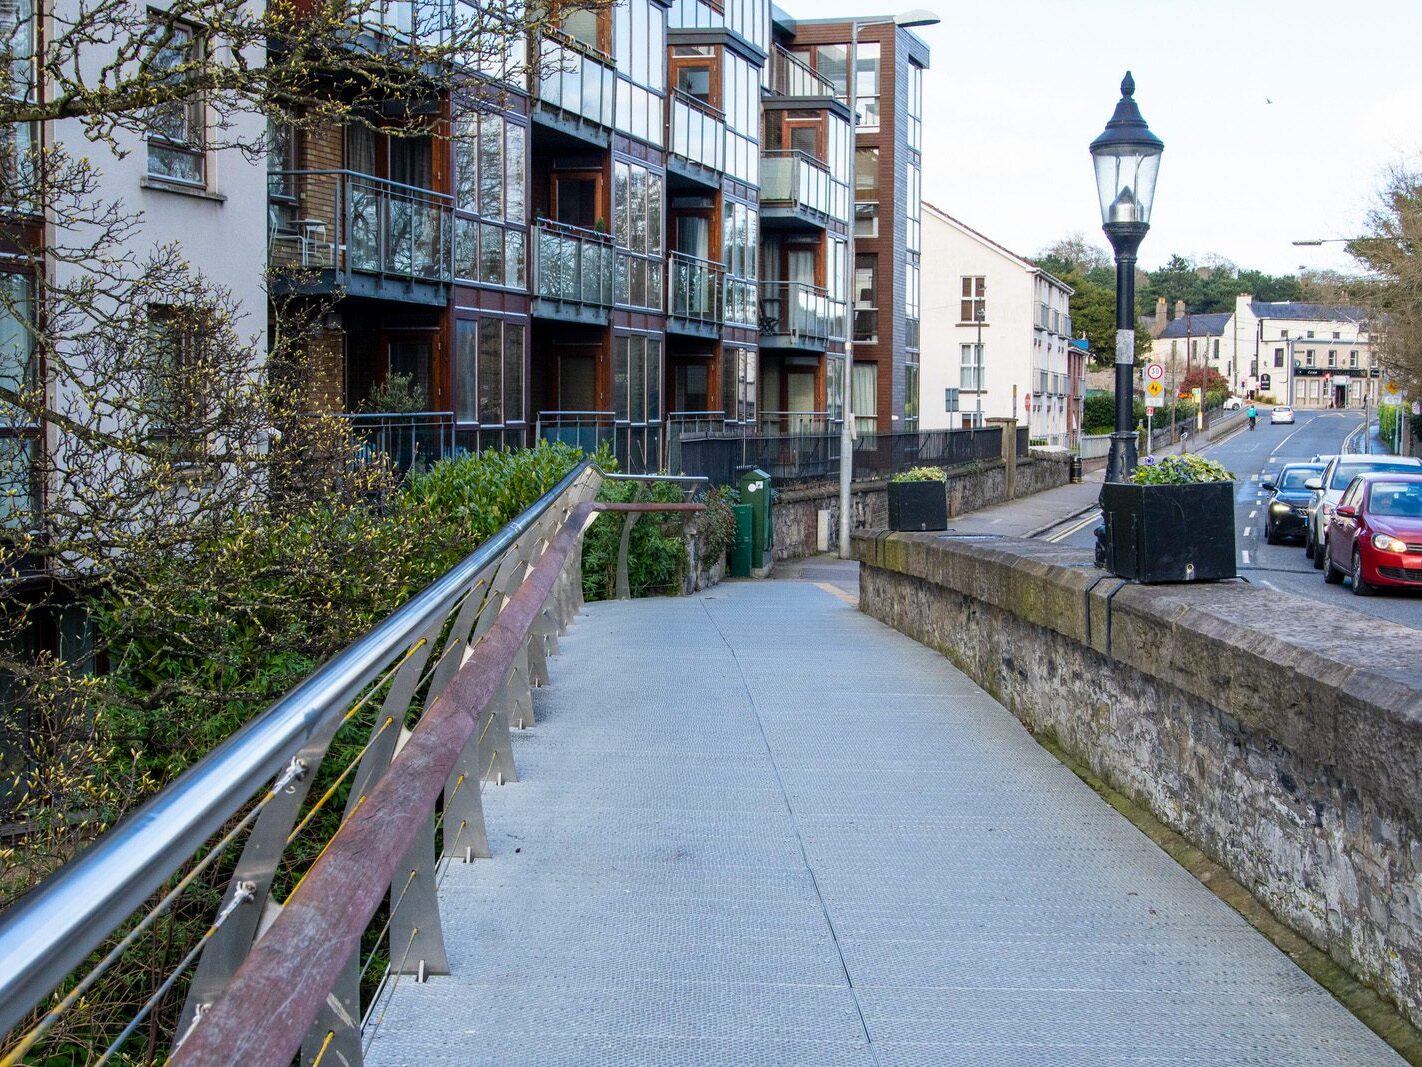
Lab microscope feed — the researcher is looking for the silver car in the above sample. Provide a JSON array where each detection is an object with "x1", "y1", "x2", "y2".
[{"x1": 1306, "y1": 454, "x2": 1422, "y2": 566}]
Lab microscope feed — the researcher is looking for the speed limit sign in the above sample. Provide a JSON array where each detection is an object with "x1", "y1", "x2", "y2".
[{"x1": 1145, "y1": 362, "x2": 1164, "y2": 382}]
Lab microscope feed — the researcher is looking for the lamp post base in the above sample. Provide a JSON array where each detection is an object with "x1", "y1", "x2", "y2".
[{"x1": 1103, "y1": 430, "x2": 1139, "y2": 485}]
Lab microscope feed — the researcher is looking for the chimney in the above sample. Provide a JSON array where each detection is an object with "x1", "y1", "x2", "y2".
[
  {"x1": 1174, "y1": 299, "x2": 1186, "y2": 321},
  {"x1": 1153, "y1": 296, "x2": 1167, "y2": 337}
]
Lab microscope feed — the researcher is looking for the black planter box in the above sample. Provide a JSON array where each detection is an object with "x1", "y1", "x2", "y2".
[
  {"x1": 1100, "y1": 481, "x2": 1236, "y2": 582},
  {"x1": 888, "y1": 480, "x2": 948, "y2": 532}
]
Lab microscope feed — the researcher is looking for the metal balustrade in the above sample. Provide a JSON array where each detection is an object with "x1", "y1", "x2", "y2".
[
  {"x1": 758, "y1": 280, "x2": 848, "y2": 347},
  {"x1": 668, "y1": 90, "x2": 725, "y2": 172},
  {"x1": 269, "y1": 170, "x2": 454, "y2": 287},
  {"x1": 323, "y1": 410, "x2": 456, "y2": 475},
  {"x1": 668, "y1": 251, "x2": 724, "y2": 326},
  {"x1": 0, "y1": 461, "x2": 703, "y2": 1065},
  {"x1": 768, "y1": 45, "x2": 838, "y2": 98},
  {"x1": 761, "y1": 150, "x2": 841, "y2": 224},
  {"x1": 532, "y1": 220, "x2": 614, "y2": 308}
]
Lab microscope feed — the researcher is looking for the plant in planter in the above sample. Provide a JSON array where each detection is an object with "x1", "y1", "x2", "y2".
[
  {"x1": 1099, "y1": 455, "x2": 1237, "y2": 582},
  {"x1": 888, "y1": 466, "x2": 948, "y2": 532}
]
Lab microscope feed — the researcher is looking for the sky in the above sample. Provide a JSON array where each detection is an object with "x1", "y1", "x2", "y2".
[{"x1": 816, "y1": 0, "x2": 1422, "y2": 276}]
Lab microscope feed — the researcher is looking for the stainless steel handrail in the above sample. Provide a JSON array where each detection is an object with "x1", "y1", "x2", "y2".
[{"x1": 0, "y1": 459, "x2": 592, "y2": 1039}]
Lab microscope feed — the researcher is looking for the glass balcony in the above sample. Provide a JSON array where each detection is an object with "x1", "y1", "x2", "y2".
[
  {"x1": 668, "y1": 90, "x2": 725, "y2": 174},
  {"x1": 536, "y1": 32, "x2": 616, "y2": 129},
  {"x1": 532, "y1": 220, "x2": 614, "y2": 309},
  {"x1": 668, "y1": 252, "x2": 724, "y2": 328},
  {"x1": 761, "y1": 151, "x2": 844, "y2": 227},
  {"x1": 268, "y1": 170, "x2": 453, "y2": 300},
  {"x1": 759, "y1": 281, "x2": 847, "y2": 348},
  {"x1": 768, "y1": 45, "x2": 838, "y2": 98}
]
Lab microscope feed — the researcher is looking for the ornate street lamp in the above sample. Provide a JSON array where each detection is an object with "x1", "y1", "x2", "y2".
[{"x1": 1090, "y1": 71, "x2": 1163, "y2": 483}]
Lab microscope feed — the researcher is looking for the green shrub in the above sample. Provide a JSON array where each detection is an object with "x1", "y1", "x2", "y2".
[
  {"x1": 891, "y1": 466, "x2": 946, "y2": 483},
  {"x1": 581, "y1": 477, "x2": 690, "y2": 601},
  {"x1": 1131, "y1": 454, "x2": 1234, "y2": 484}
]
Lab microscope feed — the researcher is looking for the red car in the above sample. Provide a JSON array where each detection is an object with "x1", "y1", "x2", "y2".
[{"x1": 1324, "y1": 472, "x2": 1422, "y2": 595}]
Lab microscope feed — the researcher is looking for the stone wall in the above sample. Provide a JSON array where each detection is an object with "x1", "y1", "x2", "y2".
[
  {"x1": 853, "y1": 529, "x2": 1422, "y2": 1028},
  {"x1": 772, "y1": 451, "x2": 1069, "y2": 561}
]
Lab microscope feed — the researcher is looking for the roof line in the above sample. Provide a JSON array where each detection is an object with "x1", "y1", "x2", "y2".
[{"x1": 922, "y1": 202, "x2": 1073, "y2": 293}]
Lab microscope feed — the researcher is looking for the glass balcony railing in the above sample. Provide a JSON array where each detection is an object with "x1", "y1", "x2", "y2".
[
  {"x1": 761, "y1": 151, "x2": 843, "y2": 224},
  {"x1": 268, "y1": 170, "x2": 453, "y2": 285},
  {"x1": 532, "y1": 220, "x2": 614, "y2": 308},
  {"x1": 668, "y1": 90, "x2": 725, "y2": 172},
  {"x1": 536, "y1": 32, "x2": 616, "y2": 128},
  {"x1": 669, "y1": 252, "x2": 724, "y2": 326},
  {"x1": 768, "y1": 45, "x2": 838, "y2": 98},
  {"x1": 758, "y1": 280, "x2": 847, "y2": 347}
]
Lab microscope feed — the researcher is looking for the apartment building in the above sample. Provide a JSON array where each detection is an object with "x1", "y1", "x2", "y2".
[
  {"x1": 918, "y1": 204, "x2": 1077, "y2": 445},
  {"x1": 266, "y1": 0, "x2": 928, "y2": 468}
]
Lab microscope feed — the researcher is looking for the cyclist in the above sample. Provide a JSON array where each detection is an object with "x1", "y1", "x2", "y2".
[{"x1": 1247, "y1": 403, "x2": 1257, "y2": 430}]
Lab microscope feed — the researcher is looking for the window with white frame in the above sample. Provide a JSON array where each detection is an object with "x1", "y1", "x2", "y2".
[
  {"x1": 960, "y1": 343, "x2": 984, "y2": 391},
  {"x1": 906, "y1": 160, "x2": 921, "y2": 253},
  {"x1": 146, "y1": 19, "x2": 206, "y2": 185},
  {"x1": 960, "y1": 277, "x2": 986, "y2": 323},
  {"x1": 0, "y1": 0, "x2": 35, "y2": 197},
  {"x1": 851, "y1": 360, "x2": 876, "y2": 433}
]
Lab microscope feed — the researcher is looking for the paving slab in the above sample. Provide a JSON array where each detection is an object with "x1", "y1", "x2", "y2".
[{"x1": 363, "y1": 579, "x2": 1403, "y2": 1067}]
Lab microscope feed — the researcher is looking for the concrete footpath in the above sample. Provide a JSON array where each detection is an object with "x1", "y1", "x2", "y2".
[{"x1": 364, "y1": 578, "x2": 1403, "y2": 1065}]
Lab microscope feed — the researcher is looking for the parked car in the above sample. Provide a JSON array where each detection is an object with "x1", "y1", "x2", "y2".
[
  {"x1": 1322, "y1": 472, "x2": 1422, "y2": 595},
  {"x1": 1270, "y1": 405, "x2": 1295, "y2": 425},
  {"x1": 1223, "y1": 397, "x2": 1243, "y2": 410},
  {"x1": 1263, "y1": 462, "x2": 1325, "y2": 544},
  {"x1": 1306, "y1": 454, "x2": 1422, "y2": 567}
]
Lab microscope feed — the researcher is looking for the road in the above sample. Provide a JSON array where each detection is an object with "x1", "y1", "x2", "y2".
[{"x1": 1054, "y1": 409, "x2": 1422, "y2": 630}]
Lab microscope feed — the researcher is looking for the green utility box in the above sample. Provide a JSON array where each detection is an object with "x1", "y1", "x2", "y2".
[
  {"x1": 730, "y1": 504, "x2": 753, "y2": 577},
  {"x1": 737, "y1": 467, "x2": 773, "y2": 575}
]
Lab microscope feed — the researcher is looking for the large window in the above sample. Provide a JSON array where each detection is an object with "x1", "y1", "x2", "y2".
[
  {"x1": 0, "y1": 0, "x2": 34, "y2": 196},
  {"x1": 854, "y1": 254, "x2": 876, "y2": 344},
  {"x1": 906, "y1": 160, "x2": 921, "y2": 253},
  {"x1": 721, "y1": 345, "x2": 757, "y2": 425},
  {"x1": 907, "y1": 61, "x2": 923, "y2": 151},
  {"x1": 961, "y1": 343, "x2": 984, "y2": 391},
  {"x1": 613, "y1": 0, "x2": 666, "y2": 146},
  {"x1": 671, "y1": 44, "x2": 718, "y2": 106},
  {"x1": 904, "y1": 362, "x2": 919, "y2": 431},
  {"x1": 722, "y1": 197, "x2": 757, "y2": 326},
  {"x1": 454, "y1": 113, "x2": 527, "y2": 289},
  {"x1": 855, "y1": 147, "x2": 878, "y2": 238},
  {"x1": 455, "y1": 318, "x2": 525, "y2": 427},
  {"x1": 853, "y1": 41, "x2": 879, "y2": 130},
  {"x1": 613, "y1": 160, "x2": 664, "y2": 309},
  {"x1": 961, "y1": 276, "x2": 986, "y2": 323},
  {"x1": 613, "y1": 335, "x2": 663, "y2": 424},
  {"x1": 905, "y1": 258, "x2": 920, "y2": 351},
  {"x1": 852, "y1": 361, "x2": 876, "y2": 434},
  {"x1": 146, "y1": 19, "x2": 205, "y2": 185},
  {"x1": 147, "y1": 304, "x2": 214, "y2": 459}
]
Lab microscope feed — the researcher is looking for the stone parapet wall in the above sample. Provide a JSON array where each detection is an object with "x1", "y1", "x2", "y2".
[
  {"x1": 772, "y1": 452, "x2": 1068, "y2": 561},
  {"x1": 853, "y1": 529, "x2": 1422, "y2": 1028}
]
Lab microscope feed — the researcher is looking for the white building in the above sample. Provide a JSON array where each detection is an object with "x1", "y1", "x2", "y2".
[
  {"x1": 1148, "y1": 294, "x2": 1378, "y2": 408},
  {"x1": 920, "y1": 204, "x2": 1075, "y2": 444}
]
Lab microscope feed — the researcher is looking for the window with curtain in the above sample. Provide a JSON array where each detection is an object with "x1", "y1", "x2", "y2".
[
  {"x1": 456, "y1": 318, "x2": 526, "y2": 426},
  {"x1": 961, "y1": 343, "x2": 984, "y2": 392},
  {"x1": 855, "y1": 147, "x2": 878, "y2": 238},
  {"x1": 854, "y1": 254, "x2": 876, "y2": 344},
  {"x1": 960, "y1": 276, "x2": 986, "y2": 323},
  {"x1": 852, "y1": 361, "x2": 877, "y2": 434}
]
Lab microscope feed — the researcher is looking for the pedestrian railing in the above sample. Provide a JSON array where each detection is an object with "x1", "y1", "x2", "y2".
[{"x1": 0, "y1": 461, "x2": 701, "y2": 1066}]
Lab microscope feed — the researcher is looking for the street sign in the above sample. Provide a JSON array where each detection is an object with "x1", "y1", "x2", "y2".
[
  {"x1": 1145, "y1": 362, "x2": 1164, "y2": 382},
  {"x1": 1024, "y1": 393, "x2": 1032, "y2": 413},
  {"x1": 944, "y1": 387, "x2": 960, "y2": 413},
  {"x1": 1387, "y1": 380, "x2": 1399, "y2": 395},
  {"x1": 1145, "y1": 379, "x2": 1164, "y2": 409},
  {"x1": 1413, "y1": 400, "x2": 1421, "y2": 416}
]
